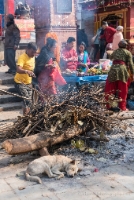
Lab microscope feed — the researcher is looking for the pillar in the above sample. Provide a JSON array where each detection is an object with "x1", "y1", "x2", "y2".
[
  {"x1": 5, "y1": 0, "x2": 14, "y2": 15},
  {"x1": 34, "y1": 0, "x2": 77, "y2": 49}
]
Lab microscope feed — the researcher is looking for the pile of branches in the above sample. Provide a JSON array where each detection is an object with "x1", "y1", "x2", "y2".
[{"x1": 0, "y1": 84, "x2": 115, "y2": 142}]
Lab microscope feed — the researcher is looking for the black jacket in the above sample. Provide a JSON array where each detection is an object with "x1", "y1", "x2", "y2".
[{"x1": 5, "y1": 24, "x2": 20, "y2": 48}]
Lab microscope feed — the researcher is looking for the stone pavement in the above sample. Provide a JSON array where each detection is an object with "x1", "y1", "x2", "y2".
[{"x1": 0, "y1": 158, "x2": 134, "y2": 200}]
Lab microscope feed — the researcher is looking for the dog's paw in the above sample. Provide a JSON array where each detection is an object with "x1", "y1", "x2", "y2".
[
  {"x1": 55, "y1": 176, "x2": 61, "y2": 180},
  {"x1": 51, "y1": 174, "x2": 57, "y2": 178},
  {"x1": 48, "y1": 173, "x2": 57, "y2": 178},
  {"x1": 55, "y1": 174, "x2": 64, "y2": 180}
]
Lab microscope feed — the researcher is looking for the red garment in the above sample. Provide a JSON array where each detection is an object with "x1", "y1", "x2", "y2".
[
  {"x1": 38, "y1": 68, "x2": 57, "y2": 95},
  {"x1": 100, "y1": 26, "x2": 116, "y2": 44},
  {"x1": 61, "y1": 46, "x2": 78, "y2": 71},
  {"x1": 38, "y1": 60, "x2": 66, "y2": 95},
  {"x1": 50, "y1": 67, "x2": 67, "y2": 86},
  {"x1": 113, "y1": 60, "x2": 126, "y2": 65},
  {"x1": 105, "y1": 78, "x2": 128, "y2": 110}
]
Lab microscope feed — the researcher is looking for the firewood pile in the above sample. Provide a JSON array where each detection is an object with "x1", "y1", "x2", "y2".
[{"x1": 0, "y1": 84, "x2": 117, "y2": 155}]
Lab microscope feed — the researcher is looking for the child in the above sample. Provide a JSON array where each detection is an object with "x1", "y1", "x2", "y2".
[{"x1": 77, "y1": 42, "x2": 90, "y2": 72}]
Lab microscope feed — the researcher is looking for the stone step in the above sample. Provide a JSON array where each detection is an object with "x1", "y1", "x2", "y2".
[
  {"x1": 0, "y1": 102, "x2": 22, "y2": 112},
  {"x1": 0, "y1": 65, "x2": 14, "y2": 85},
  {"x1": 0, "y1": 110, "x2": 22, "y2": 122},
  {"x1": 0, "y1": 84, "x2": 16, "y2": 93},
  {"x1": 0, "y1": 95, "x2": 21, "y2": 104},
  {"x1": 0, "y1": 76, "x2": 14, "y2": 85}
]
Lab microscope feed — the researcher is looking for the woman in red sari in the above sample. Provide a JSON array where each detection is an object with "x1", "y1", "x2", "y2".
[{"x1": 35, "y1": 38, "x2": 66, "y2": 95}]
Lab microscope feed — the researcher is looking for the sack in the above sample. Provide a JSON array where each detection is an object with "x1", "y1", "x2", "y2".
[{"x1": 91, "y1": 35, "x2": 97, "y2": 44}]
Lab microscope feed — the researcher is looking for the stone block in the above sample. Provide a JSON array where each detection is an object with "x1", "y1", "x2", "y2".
[
  {"x1": 0, "y1": 179, "x2": 12, "y2": 193},
  {"x1": 15, "y1": 184, "x2": 59, "y2": 200},
  {"x1": 56, "y1": 188, "x2": 99, "y2": 200},
  {"x1": 105, "y1": 193, "x2": 134, "y2": 200},
  {"x1": 0, "y1": 190, "x2": 20, "y2": 200},
  {"x1": 114, "y1": 176, "x2": 134, "y2": 193},
  {"x1": 87, "y1": 179, "x2": 129, "y2": 199},
  {"x1": 5, "y1": 176, "x2": 34, "y2": 190}
]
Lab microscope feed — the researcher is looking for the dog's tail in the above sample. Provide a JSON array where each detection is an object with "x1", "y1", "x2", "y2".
[{"x1": 25, "y1": 172, "x2": 42, "y2": 184}]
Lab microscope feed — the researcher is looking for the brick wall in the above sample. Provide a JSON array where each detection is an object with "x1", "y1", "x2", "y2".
[
  {"x1": 51, "y1": 0, "x2": 76, "y2": 27},
  {"x1": 35, "y1": 0, "x2": 77, "y2": 49}
]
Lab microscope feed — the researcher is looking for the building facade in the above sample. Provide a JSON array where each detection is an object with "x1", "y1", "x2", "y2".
[
  {"x1": 80, "y1": 0, "x2": 134, "y2": 51},
  {"x1": 34, "y1": 0, "x2": 77, "y2": 49}
]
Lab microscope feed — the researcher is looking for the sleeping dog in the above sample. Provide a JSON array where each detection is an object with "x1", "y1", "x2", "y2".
[{"x1": 25, "y1": 155, "x2": 79, "y2": 184}]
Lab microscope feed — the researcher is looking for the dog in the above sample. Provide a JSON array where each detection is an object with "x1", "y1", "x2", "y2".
[{"x1": 25, "y1": 155, "x2": 79, "y2": 184}]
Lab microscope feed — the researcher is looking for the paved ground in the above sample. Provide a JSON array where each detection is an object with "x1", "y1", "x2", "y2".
[{"x1": 0, "y1": 146, "x2": 134, "y2": 200}]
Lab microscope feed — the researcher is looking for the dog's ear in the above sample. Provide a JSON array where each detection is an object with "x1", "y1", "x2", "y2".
[{"x1": 70, "y1": 160, "x2": 76, "y2": 165}]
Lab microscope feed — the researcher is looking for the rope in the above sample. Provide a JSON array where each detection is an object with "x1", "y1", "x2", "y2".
[{"x1": 0, "y1": 89, "x2": 31, "y2": 100}]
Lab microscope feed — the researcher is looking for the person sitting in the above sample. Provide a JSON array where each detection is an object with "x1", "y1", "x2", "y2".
[
  {"x1": 14, "y1": 42, "x2": 37, "y2": 115},
  {"x1": 15, "y1": 2, "x2": 24, "y2": 18},
  {"x1": 105, "y1": 40, "x2": 134, "y2": 111},
  {"x1": 34, "y1": 38, "x2": 66, "y2": 96},
  {"x1": 77, "y1": 42, "x2": 90, "y2": 73},
  {"x1": 112, "y1": 26, "x2": 124, "y2": 51},
  {"x1": 15, "y1": 2, "x2": 30, "y2": 19},
  {"x1": 61, "y1": 37, "x2": 78, "y2": 72}
]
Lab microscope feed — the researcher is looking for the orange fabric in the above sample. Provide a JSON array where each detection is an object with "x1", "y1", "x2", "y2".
[
  {"x1": 128, "y1": 68, "x2": 133, "y2": 83},
  {"x1": 45, "y1": 32, "x2": 60, "y2": 65}
]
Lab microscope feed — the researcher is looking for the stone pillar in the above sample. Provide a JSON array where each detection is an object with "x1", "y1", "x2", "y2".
[
  {"x1": 5, "y1": 0, "x2": 14, "y2": 15},
  {"x1": 34, "y1": 0, "x2": 77, "y2": 49}
]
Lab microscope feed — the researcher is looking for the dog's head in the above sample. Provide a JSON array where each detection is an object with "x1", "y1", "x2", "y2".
[{"x1": 65, "y1": 160, "x2": 78, "y2": 177}]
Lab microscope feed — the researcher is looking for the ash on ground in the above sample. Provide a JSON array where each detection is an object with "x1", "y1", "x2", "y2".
[{"x1": 53, "y1": 119, "x2": 134, "y2": 170}]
